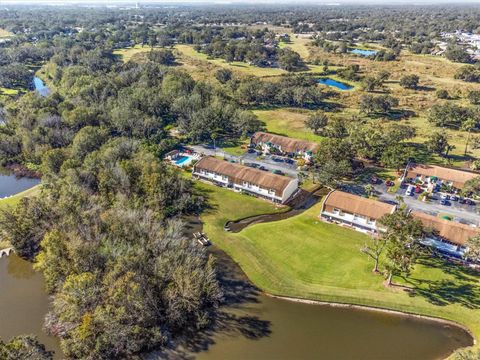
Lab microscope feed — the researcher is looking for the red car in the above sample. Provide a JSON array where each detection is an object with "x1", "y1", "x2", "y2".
[
  {"x1": 385, "y1": 180, "x2": 394, "y2": 187},
  {"x1": 415, "y1": 186, "x2": 422, "y2": 193}
]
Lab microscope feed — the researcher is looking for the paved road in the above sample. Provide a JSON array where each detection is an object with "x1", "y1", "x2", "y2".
[{"x1": 189, "y1": 144, "x2": 299, "y2": 178}]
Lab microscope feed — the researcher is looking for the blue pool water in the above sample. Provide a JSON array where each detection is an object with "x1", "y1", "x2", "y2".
[
  {"x1": 317, "y1": 78, "x2": 353, "y2": 91},
  {"x1": 32, "y1": 76, "x2": 50, "y2": 97},
  {"x1": 175, "y1": 156, "x2": 191, "y2": 165},
  {"x1": 350, "y1": 48, "x2": 377, "y2": 57}
]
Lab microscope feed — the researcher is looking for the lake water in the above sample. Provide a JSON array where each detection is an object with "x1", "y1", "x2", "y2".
[
  {"x1": 33, "y1": 76, "x2": 50, "y2": 97},
  {"x1": 0, "y1": 235, "x2": 473, "y2": 360},
  {"x1": 350, "y1": 48, "x2": 378, "y2": 57},
  {"x1": 317, "y1": 78, "x2": 353, "y2": 90},
  {"x1": 0, "y1": 169, "x2": 40, "y2": 198}
]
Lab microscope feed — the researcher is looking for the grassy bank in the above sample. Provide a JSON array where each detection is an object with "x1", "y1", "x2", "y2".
[
  {"x1": 0, "y1": 185, "x2": 41, "y2": 211},
  {"x1": 198, "y1": 180, "x2": 480, "y2": 345}
]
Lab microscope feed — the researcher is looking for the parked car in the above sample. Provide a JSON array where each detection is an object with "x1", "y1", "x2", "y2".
[
  {"x1": 249, "y1": 163, "x2": 259, "y2": 168},
  {"x1": 415, "y1": 186, "x2": 422, "y2": 193},
  {"x1": 285, "y1": 158, "x2": 295, "y2": 165},
  {"x1": 405, "y1": 185, "x2": 415, "y2": 196},
  {"x1": 371, "y1": 176, "x2": 379, "y2": 184},
  {"x1": 385, "y1": 180, "x2": 394, "y2": 187},
  {"x1": 259, "y1": 166, "x2": 268, "y2": 171},
  {"x1": 247, "y1": 148, "x2": 257, "y2": 154},
  {"x1": 272, "y1": 169, "x2": 284, "y2": 176},
  {"x1": 459, "y1": 197, "x2": 466, "y2": 204},
  {"x1": 440, "y1": 199, "x2": 449, "y2": 206},
  {"x1": 450, "y1": 195, "x2": 458, "y2": 201},
  {"x1": 440, "y1": 193, "x2": 449, "y2": 201}
]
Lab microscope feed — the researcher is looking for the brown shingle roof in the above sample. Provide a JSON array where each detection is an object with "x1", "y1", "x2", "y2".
[
  {"x1": 323, "y1": 190, "x2": 396, "y2": 220},
  {"x1": 405, "y1": 163, "x2": 479, "y2": 189},
  {"x1": 251, "y1": 132, "x2": 320, "y2": 154},
  {"x1": 194, "y1": 156, "x2": 294, "y2": 196},
  {"x1": 412, "y1": 211, "x2": 479, "y2": 246}
]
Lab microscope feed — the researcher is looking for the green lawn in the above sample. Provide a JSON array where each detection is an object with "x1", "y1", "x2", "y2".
[
  {"x1": 0, "y1": 185, "x2": 41, "y2": 211},
  {"x1": 198, "y1": 180, "x2": 480, "y2": 347},
  {"x1": 113, "y1": 45, "x2": 156, "y2": 63},
  {"x1": 253, "y1": 108, "x2": 324, "y2": 142}
]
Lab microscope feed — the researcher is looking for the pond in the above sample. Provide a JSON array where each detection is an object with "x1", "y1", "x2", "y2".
[
  {"x1": 0, "y1": 255, "x2": 61, "y2": 358},
  {"x1": 350, "y1": 48, "x2": 378, "y2": 57},
  {"x1": 33, "y1": 76, "x2": 50, "y2": 97},
  {"x1": 317, "y1": 78, "x2": 353, "y2": 91},
  {"x1": 0, "y1": 169, "x2": 40, "y2": 198},
  {"x1": 0, "y1": 246, "x2": 473, "y2": 360}
]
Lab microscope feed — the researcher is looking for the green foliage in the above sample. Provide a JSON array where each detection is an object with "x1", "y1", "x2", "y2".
[
  {"x1": 463, "y1": 234, "x2": 480, "y2": 263},
  {"x1": 379, "y1": 209, "x2": 423, "y2": 284},
  {"x1": 445, "y1": 45, "x2": 472, "y2": 64},
  {"x1": 360, "y1": 94, "x2": 399, "y2": 115},
  {"x1": 147, "y1": 49, "x2": 176, "y2": 65},
  {"x1": 455, "y1": 66, "x2": 480, "y2": 82},
  {"x1": 277, "y1": 48, "x2": 304, "y2": 71},
  {"x1": 399, "y1": 74, "x2": 419, "y2": 89},
  {"x1": 305, "y1": 111, "x2": 328, "y2": 134},
  {"x1": 428, "y1": 103, "x2": 472, "y2": 129},
  {"x1": 0, "y1": 196, "x2": 54, "y2": 260},
  {"x1": 436, "y1": 89, "x2": 449, "y2": 99},
  {"x1": 215, "y1": 68, "x2": 233, "y2": 84},
  {"x1": 425, "y1": 131, "x2": 452, "y2": 157},
  {"x1": 0, "y1": 335, "x2": 52, "y2": 360}
]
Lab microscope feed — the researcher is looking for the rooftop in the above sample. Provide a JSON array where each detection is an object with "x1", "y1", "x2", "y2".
[
  {"x1": 406, "y1": 163, "x2": 479, "y2": 189},
  {"x1": 252, "y1": 132, "x2": 320, "y2": 154},
  {"x1": 323, "y1": 190, "x2": 396, "y2": 220},
  {"x1": 194, "y1": 156, "x2": 294, "y2": 195},
  {"x1": 412, "y1": 211, "x2": 479, "y2": 246}
]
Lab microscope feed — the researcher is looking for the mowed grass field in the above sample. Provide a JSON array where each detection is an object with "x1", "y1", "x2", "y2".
[
  {"x1": 252, "y1": 108, "x2": 323, "y2": 142},
  {"x1": 113, "y1": 45, "x2": 155, "y2": 63},
  {"x1": 198, "y1": 180, "x2": 480, "y2": 345}
]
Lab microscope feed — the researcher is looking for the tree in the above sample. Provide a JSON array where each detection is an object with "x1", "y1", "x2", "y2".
[
  {"x1": 436, "y1": 89, "x2": 449, "y2": 99},
  {"x1": 0, "y1": 335, "x2": 52, "y2": 360},
  {"x1": 278, "y1": 48, "x2": 304, "y2": 72},
  {"x1": 463, "y1": 234, "x2": 480, "y2": 263},
  {"x1": 462, "y1": 177, "x2": 480, "y2": 198},
  {"x1": 0, "y1": 197, "x2": 54, "y2": 260},
  {"x1": 399, "y1": 74, "x2": 419, "y2": 89},
  {"x1": 425, "y1": 132, "x2": 451, "y2": 157},
  {"x1": 461, "y1": 118, "x2": 478, "y2": 155},
  {"x1": 380, "y1": 143, "x2": 410, "y2": 171},
  {"x1": 445, "y1": 45, "x2": 472, "y2": 63},
  {"x1": 361, "y1": 236, "x2": 387, "y2": 273},
  {"x1": 148, "y1": 49, "x2": 175, "y2": 65},
  {"x1": 215, "y1": 68, "x2": 233, "y2": 84},
  {"x1": 305, "y1": 111, "x2": 328, "y2": 134},
  {"x1": 378, "y1": 209, "x2": 423, "y2": 286},
  {"x1": 467, "y1": 90, "x2": 480, "y2": 105},
  {"x1": 455, "y1": 66, "x2": 480, "y2": 83}
]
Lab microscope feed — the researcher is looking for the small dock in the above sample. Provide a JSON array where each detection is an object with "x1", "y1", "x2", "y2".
[
  {"x1": 193, "y1": 232, "x2": 211, "y2": 246},
  {"x1": 0, "y1": 248, "x2": 14, "y2": 258}
]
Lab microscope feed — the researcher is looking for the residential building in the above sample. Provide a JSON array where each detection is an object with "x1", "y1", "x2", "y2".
[
  {"x1": 412, "y1": 211, "x2": 479, "y2": 259},
  {"x1": 320, "y1": 190, "x2": 396, "y2": 233},
  {"x1": 402, "y1": 163, "x2": 479, "y2": 191},
  {"x1": 251, "y1": 132, "x2": 320, "y2": 162},
  {"x1": 193, "y1": 156, "x2": 298, "y2": 203}
]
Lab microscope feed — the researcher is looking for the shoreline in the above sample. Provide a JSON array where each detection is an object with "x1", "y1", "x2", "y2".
[{"x1": 266, "y1": 293, "x2": 476, "y2": 346}]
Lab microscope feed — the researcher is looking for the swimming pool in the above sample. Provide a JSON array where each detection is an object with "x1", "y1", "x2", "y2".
[
  {"x1": 175, "y1": 156, "x2": 192, "y2": 166},
  {"x1": 317, "y1": 78, "x2": 353, "y2": 91}
]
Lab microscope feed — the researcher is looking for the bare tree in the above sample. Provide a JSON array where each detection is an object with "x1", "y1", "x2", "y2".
[{"x1": 361, "y1": 236, "x2": 387, "y2": 273}]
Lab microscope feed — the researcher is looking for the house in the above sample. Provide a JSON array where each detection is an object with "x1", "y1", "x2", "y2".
[
  {"x1": 320, "y1": 190, "x2": 396, "y2": 233},
  {"x1": 412, "y1": 211, "x2": 479, "y2": 259},
  {"x1": 251, "y1": 132, "x2": 320, "y2": 162},
  {"x1": 193, "y1": 156, "x2": 298, "y2": 203},
  {"x1": 402, "y1": 163, "x2": 479, "y2": 191}
]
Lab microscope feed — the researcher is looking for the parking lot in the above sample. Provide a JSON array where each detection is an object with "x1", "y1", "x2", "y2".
[
  {"x1": 189, "y1": 145, "x2": 299, "y2": 178},
  {"x1": 372, "y1": 180, "x2": 480, "y2": 226}
]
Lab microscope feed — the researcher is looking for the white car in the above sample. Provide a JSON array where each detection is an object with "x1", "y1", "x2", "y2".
[{"x1": 405, "y1": 185, "x2": 415, "y2": 196}]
